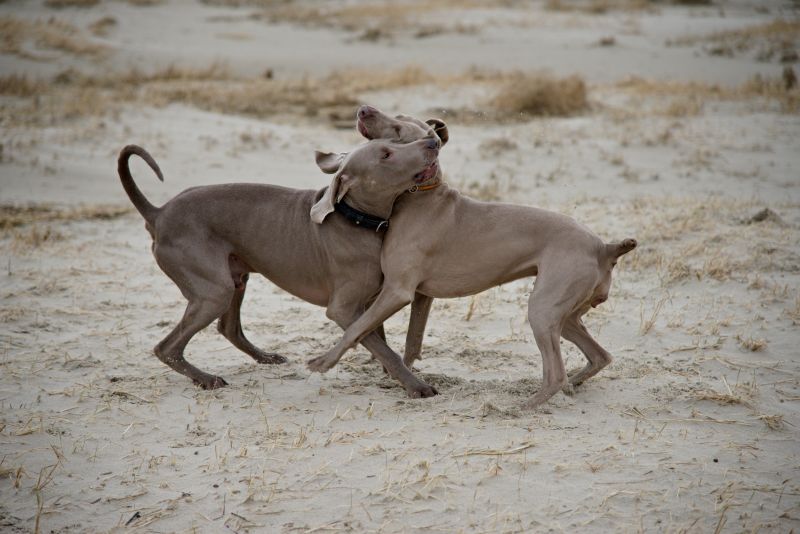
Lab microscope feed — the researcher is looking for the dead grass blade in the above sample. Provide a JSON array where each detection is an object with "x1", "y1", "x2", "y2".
[{"x1": 452, "y1": 441, "x2": 535, "y2": 458}]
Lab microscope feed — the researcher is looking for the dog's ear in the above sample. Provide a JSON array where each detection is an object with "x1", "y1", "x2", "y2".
[
  {"x1": 315, "y1": 151, "x2": 345, "y2": 174},
  {"x1": 310, "y1": 170, "x2": 352, "y2": 224},
  {"x1": 426, "y1": 119, "x2": 449, "y2": 146}
]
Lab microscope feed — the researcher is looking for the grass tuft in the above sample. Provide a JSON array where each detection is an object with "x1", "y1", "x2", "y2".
[
  {"x1": 44, "y1": 0, "x2": 100, "y2": 7},
  {"x1": 735, "y1": 335, "x2": 767, "y2": 352},
  {"x1": 0, "y1": 15, "x2": 108, "y2": 59},
  {"x1": 490, "y1": 73, "x2": 588, "y2": 118}
]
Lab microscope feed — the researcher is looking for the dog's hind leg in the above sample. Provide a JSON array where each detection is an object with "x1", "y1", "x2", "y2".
[
  {"x1": 155, "y1": 294, "x2": 233, "y2": 389},
  {"x1": 217, "y1": 260, "x2": 287, "y2": 364},
  {"x1": 562, "y1": 312, "x2": 612, "y2": 387},
  {"x1": 523, "y1": 265, "x2": 597, "y2": 409},
  {"x1": 153, "y1": 245, "x2": 237, "y2": 388}
]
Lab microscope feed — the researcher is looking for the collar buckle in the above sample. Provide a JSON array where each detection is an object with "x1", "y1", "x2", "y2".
[{"x1": 408, "y1": 179, "x2": 442, "y2": 193}]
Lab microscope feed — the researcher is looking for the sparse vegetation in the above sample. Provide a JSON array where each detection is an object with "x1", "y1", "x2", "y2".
[
  {"x1": 11, "y1": 224, "x2": 64, "y2": 250},
  {"x1": 670, "y1": 20, "x2": 800, "y2": 63},
  {"x1": 695, "y1": 377, "x2": 757, "y2": 408},
  {"x1": 479, "y1": 137, "x2": 518, "y2": 156},
  {"x1": 0, "y1": 204, "x2": 132, "y2": 230},
  {"x1": 639, "y1": 294, "x2": 667, "y2": 335},
  {"x1": 0, "y1": 15, "x2": 108, "y2": 59},
  {"x1": 44, "y1": 0, "x2": 101, "y2": 7},
  {"x1": 0, "y1": 74, "x2": 44, "y2": 97},
  {"x1": 490, "y1": 73, "x2": 589, "y2": 118},
  {"x1": 203, "y1": 0, "x2": 492, "y2": 40},
  {"x1": 545, "y1": 0, "x2": 651, "y2": 14},
  {"x1": 735, "y1": 334, "x2": 767, "y2": 352},
  {"x1": 614, "y1": 75, "x2": 800, "y2": 114},
  {"x1": 1, "y1": 65, "x2": 585, "y2": 127},
  {"x1": 88, "y1": 16, "x2": 117, "y2": 37}
]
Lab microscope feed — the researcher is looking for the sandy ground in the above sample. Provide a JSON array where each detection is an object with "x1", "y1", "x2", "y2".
[{"x1": 1, "y1": 1, "x2": 800, "y2": 532}]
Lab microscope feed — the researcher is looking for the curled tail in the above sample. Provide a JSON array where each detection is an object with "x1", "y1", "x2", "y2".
[
  {"x1": 118, "y1": 145, "x2": 163, "y2": 225},
  {"x1": 605, "y1": 238, "x2": 637, "y2": 260}
]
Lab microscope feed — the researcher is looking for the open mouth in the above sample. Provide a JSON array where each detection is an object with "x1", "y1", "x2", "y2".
[
  {"x1": 413, "y1": 161, "x2": 438, "y2": 183},
  {"x1": 357, "y1": 119, "x2": 372, "y2": 140}
]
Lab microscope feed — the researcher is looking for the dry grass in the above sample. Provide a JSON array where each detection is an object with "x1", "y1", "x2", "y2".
[
  {"x1": 479, "y1": 137, "x2": 518, "y2": 156},
  {"x1": 544, "y1": 0, "x2": 653, "y2": 14},
  {"x1": 695, "y1": 376, "x2": 756, "y2": 408},
  {"x1": 143, "y1": 65, "x2": 432, "y2": 120},
  {"x1": 1, "y1": 64, "x2": 230, "y2": 126},
  {"x1": 10, "y1": 225, "x2": 64, "y2": 250},
  {"x1": 0, "y1": 15, "x2": 107, "y2": 59},
  {"x1": 88, "y1": 16, "x2": 117, "y2": 37},
  {"x1": 490, "y1": 73, "x2": 588, "y2": 118},
  {"x1": 703, "y1": 253, "x2": 733, "y2": 281},
  {"x1": 739, "y1": 74, "x2": 800, "y2": 113},
  {"x1": 0, "y1": 74, "x2": 45, "y2": 97},
  {"x1": 670, "y1": 20, "x2": 800, "y2": 63},
  {"x1": 209, "y1": 0, "x2": 494, "y2": 40},
  {"x1": 55, "y1": 63, "x2": 232, "y2": 88},
  {"x1": 639, "y1": 294, "x2": 667, "y2": 335},
  {"x1": 3, "y1": 59, "x2": 797, "y2": 131},
  {"x1": 662, "y1": 96, "x2": 703, "y2": 117},
  {"x1": 1, "y1": 64, "x2": 472, "y2": 126},
  {"x1": 0, "y1": 204, "x2": 132, "y2": 230},
  {"x1": 758, "y1": 414, "x2": 785, "y2": 430},
  {"x1": 735, "y1": 335, "x2": 767, "y2": 352},
  {"x1": 622, "y1": 195, "x2": 800, "y2": 291},
  {"x1": 44, "y1": 0, "x2": 100, "y2": 7},
  {"x1": 614, "y1": 75, "x2": 800, "y2": 114},
  {"x1": 785, "y1": 297, "x2": 800, "y2": 325}
]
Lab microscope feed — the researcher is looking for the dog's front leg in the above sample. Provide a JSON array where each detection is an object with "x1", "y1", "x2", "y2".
[
  {"x1": 308, "y1": 285, "x2": 415, "y2": 373},
  {"x1": 403, "y1": 292, "x2": 434, "y2": 367}
]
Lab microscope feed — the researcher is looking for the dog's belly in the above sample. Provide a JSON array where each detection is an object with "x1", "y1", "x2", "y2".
[
  {"x1": 260, "y1": 272, "x2": 330, "y2": 307},
  {"x1": 236, "y1": 251, "x2": 331, "y2": 308},
  {"x1": 418, "y1": 268, "x2": 535, "y2": 299},
  {"x1": 416, "y1": 253, "x2": 538, "y2": 299}
]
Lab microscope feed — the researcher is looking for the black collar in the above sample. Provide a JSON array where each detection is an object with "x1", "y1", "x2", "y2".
[{"x1": 335, "y1": 200, "x2": 389, "y2": 232}]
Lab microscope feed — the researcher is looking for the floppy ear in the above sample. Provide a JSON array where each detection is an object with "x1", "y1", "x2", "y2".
[
  {"x1": 426, "y1": 119, "x2": 449, "y2": 146},
  {"x1": 310, "y1": 170, "x2": 352, "y2": 224},
  {"x1": 315, "y1": 151, "x2": 345, "y2": 174}
]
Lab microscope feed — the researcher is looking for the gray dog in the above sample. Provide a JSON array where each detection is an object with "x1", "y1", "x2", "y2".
[
  {"x1": 118, "y1": 134, "x2": 441, "y2": 396},
  {"x1": 309, "y1": 106, "x2": 637, "y2": 408}
]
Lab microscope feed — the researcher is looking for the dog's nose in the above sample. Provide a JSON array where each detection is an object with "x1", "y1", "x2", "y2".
[
  {"x1": 425, "y1": 137, "x2": 440, "y2": 150},
  {"x1": 358, "y1": 105, "x2": 377, "y2": 119}
]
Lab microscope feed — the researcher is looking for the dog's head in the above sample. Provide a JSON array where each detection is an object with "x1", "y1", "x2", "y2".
[
  {"x1": 356, "y1": 105, "x2": 449, "y2": 147},
  {"x1": 310, "y1": 136, "x2": 441, "y2": 224}
]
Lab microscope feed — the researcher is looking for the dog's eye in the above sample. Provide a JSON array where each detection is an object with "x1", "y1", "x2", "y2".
[
  {"x1": 382, "y1": 151, "x2": 392, "y2": 160},
  {"x1": 393, "y1": 126, "x2": 401, "y2": 134}
]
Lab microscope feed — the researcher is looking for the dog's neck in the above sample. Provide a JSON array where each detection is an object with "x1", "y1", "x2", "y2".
[
  {"x1": 409, "y1": 168, "x2": 443, "y2": 193},
  {"x1": 342, "y1": 190, "x2": 398, "y2": 221},
  {"x1": 343, "y1": 166, "x2": 445, "y2": 219}
]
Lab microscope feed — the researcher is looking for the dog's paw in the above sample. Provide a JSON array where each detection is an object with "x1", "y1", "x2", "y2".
[
  {"x1": 406, "y1": 383, "x2": 438, "y2": 399},
  {"x1": 252, "y1": 351, "x2": 288, "y2": 365},
  {"x1": 307, "y1": 355, "x2": 335, "y2": 373},
  {"x1": 195, "y1": 375, "x2": 228, "y2": 390},
  {"x1": 522, "y1": 388, "x2": 559, "y2": 410},
  {"x1": 561, "y1": 382, "x2": 575, "y2": 396}
]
